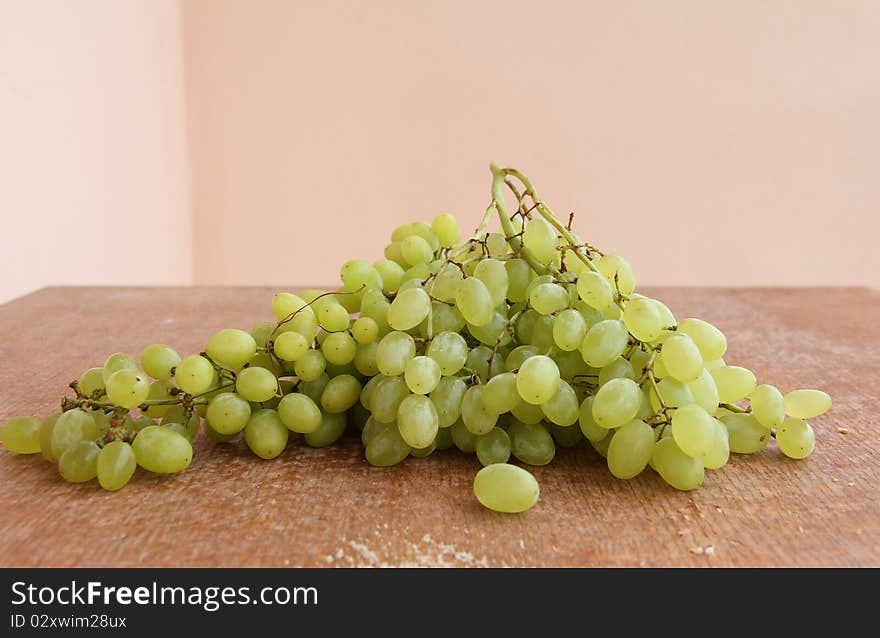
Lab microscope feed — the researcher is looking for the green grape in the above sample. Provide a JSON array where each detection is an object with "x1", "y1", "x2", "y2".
[
  {"x1": 722, "y1": 413, "x2": 771, "y2": 454},
  {"x1": 505, "y1": 345, "x2": 538, "y2": 372},
  {"x1": 607, "y1": 419, "x2": 654, "y2": 479},
  {"x1": 305, "y1": 412, "x2": 348, "y2": 447},
  {"x1": 102, "y1": 352, "x2": 138, "y2": 385},
  {"x1": 51, "y1": 409, "x2": 98, "y2": 459},
  {"x1": 96, "y1": 441, "x2": 136, "y2": 491},
  {"x1": 529, "y1": 283, "x2": 569, "y2": 315},
  {"x1": 598, "y1": 357, "x2": 635, "y2": 386},
  {"x1": 204, "y1": 421, "x2": 237, "y2": 443},
  {"x1": 467, "y1": 311, "x2": 511, "y2": 347},
  {"x1": 750, "y1": 384, "x2": 785, "y2": 428},
  {"x1": 450, "y1": 419, "x2": 478, "y2": 452},
  {"x1": 388, "y1": 287, "x2": 431, "y2": 331},
  {"x1": 366, "y1": 425, "x2": 411, "y2": 466},
  {"x1": 317, "y1": 302, "x2": 351, "y2": 332},
  {"x1": 776, "y1": 418, "x2": 815, "y2": 459},
  {"x1": 579, "y1": 319, "x2": 628, "y2": 368},
  {"x1": 58, "y1": 441, "x2": 100, "y2": 483},
  {"x1": 660, "y1": 334, "x2": 702, "y2": 383},
  {"x1": 205, "y1": 328, "x2": 257, "y2": 370},
  {"x1": 140, "y1": 344, "x2": 183, "y2": 381},
  {"x1": 486, "y1": 232, "x2": 509, "y2": 257},
  {"x1": 277, "y1": 392, "x2": 322, "y2": 433},
  {"x1": 509, "y1": 421, "x2": 555, "y2": 466},
  {"x1": 505, "y1": 258, "x2": 533, "y2": 303},
  {"x1": 687, "y1": 368, "x2": 720, "y2": 413},
  {"x1": 511, "y1": 400, "x2": 544, "y2": 425},
  {"x1": 244, "y1": 409, "x2": 288, "y2": 459},
  {"x1": 551, "y1": 422, "x2": 584, "y2": 447},
  {"x1": 271, "y1": 292, "x2": 318, "y2": 339},
  {"x1": 455, "y1": 278, "x2": 494, "y2": 327},
  {"x1": 595, "y1": 253, "x2": 635, "y2": 296},
  {"x1": 676, "y1": 318, "x2": 727, "y2": 361},
  {"x1": 384, "y1": 240, "x2": 406, "y2": 266},
  {"x1": 515, "y1": 309, "x2": 538, "y2": 343},
  {"x1": 410, "y1": 441, "x2": 436, "y2": 458},
  {"x1": 652, "y1": 437, "x2": 705, "y2": 491},
  {"x1": 431, "y1": 265, "x2": 463, "y2": 302},
  {"x1": 39, "y1": 413, "x2": 61, "y2": 461},
  {"x1": 106, "y1": 369, "x2": 150, "y2": 409},
  {"x1": 463, "y1": 346, "x2": 501, "y2": 382},
  {"x1": 321, "y1": 332, "x2": 357, "y2": 365},
  {"x1": 671, "y1": 404, "x2": 721, "y2": 462},
  {"x1": 529, "y1": 314, "x2": 555, "y2": 352},
  {"x1": 522, "y1": 218, "x2": 557, "y2": 264},
  {"x1": 431, "y1": 212, "x2": 461, "y2": 247},
  {"x1": 576, "y1": 271, "x2": 613, "y2": 311},
  {"x1": 473, "y1": 463, "x2": 540, "y2": 513},
  {"x1": 552, "y1": 309, "x2": 587, "y2": 351},
  {"x1": 590, "y1": 431, "x2": 613, "y2": 458},
  {"x1": 481, "y1": 372, "x2": 520, "y2": 415},
  {"x1": 341, "y1": 259, "x2": 383, "y2": 290},
  {"x1": 376, "y1": 331, "x2": 416, "y2": 377},
  {"x1": 461, "y1": 385, "x2": 499, "y2": 435},
  {"x1": 710, "y1": 366, "x2": 757, "y2": 403},
  {"x1": 132, "y1": 425, "x2": 193, "y2": 473},
  {"x1": 294, "y1": 350, "x2": 326, "y2": 382},
  {"x1": 434, "y1": 426, "x2": 454, "y2": 450},
  {"x1": 426, "y1": 331, "x2": 468, "y2": 376},
  {"x1": 397, "y1": 395, "x2": 439, "y2": 448},
  {"x1": 401, "y1": 263, "x2": 431, "y2": 285},
  {"x1": 430, "y1": 376, "x2": 466, "y2": 427},
  {"x1": 353, "y1": 342, "x2": 380, "y2": 376},
  {"x1": 360, "y1": 373, "x2": 385, "y2": 410},
  {"x1": 235, "y1": 366, "x2": 277, "y2": 402},
  {"x1": 650, "y1": 377, "x2": 695, "y2": 410},
  {"x1": 361, "y1": 417, "x2": 392, "y2": 447},
  {"x1": 516, "y1": 355, "x2": 560, "y2": 405},
  {"x1": 321, "y1": 374, "x2": 362, "y2": 413},
  {"x1": 476, "y1": 427, "x2": 512, "y2": 466},
  {"x1": 578, "y1": 397, "x2": 606, "y2": 442},
  {"x1": 143, "y1": 380, "x2": 174, "y2": 418},
  {"x1": 473, "y1": 258, "x2": 509, "y2": 307},
  {"x1": 374, "y1": 259, "x2": 406, "y2": 293},
  {"x1": 371, "y1": 376, "x2": 411, "y2": 423},
  {"x1": 627, "y1": 348, "x2": 651, "y2": 378},
  {"x1": 77, "y1": 367, "x2": 106, "y2": 398},
  {"x1": 783, "y1": 389, "x2": 831, "y2": 420},
  {"x1": 591, "y1": 378, "x2": 641, "y2": 428},
  {"x1": 702, "y1": 418, "x2": 730, "y2": 470},
  {"x1": 622, "y1": 296, "x2": 664, "y2": 342},
  {"x1": 159, "y1": 405, "x2": 199, "y2": 439},
  {"x1": 164, "y1": 422, "x2": 192, "y2": 441},
  {"x1": 541, "y1": 380, "x2": 579, "y2": 426},
  {"x1": 206, "y1": 392, "x2": 251, "y2": 434},
  {"x1": 403, "y1": 356, "x2": 441, "y2": 395},
  {"x1": 175, "y1": 354, "x2": 215, "y2": 395},
  {"x1": 425, "y1": 302, "x2": 465, "y2": 335},
  {"x1": 251, "y1": 321, "x2": 276, "y2": 346},
  {"x1": 703, "y1": 357, "x2": 726, "y2": 371},
  {"x1": 0, "y1": 416, "x2": 41, "y2": 454},
  {"x1": 248, "y1": 352, "x2": 276, "y2": 371},
  {"x1": 273, "y1": 331, "x2": 309, "y2": 361},
  {"x1": 399, "y1": 235, "x2": 432, "y2": 266},
  {"x1": 351, "y1": 317, "x2": 379, "y2": 345}
]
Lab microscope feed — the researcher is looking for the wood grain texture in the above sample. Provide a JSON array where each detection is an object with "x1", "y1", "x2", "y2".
[{"x1": 0, "y1": 286, "x2": 877, "y2": 567}]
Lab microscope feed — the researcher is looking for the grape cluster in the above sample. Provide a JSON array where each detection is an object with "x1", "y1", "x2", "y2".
[{"x1": 0, "y1": 165, "x2": 832, "y2": 513}]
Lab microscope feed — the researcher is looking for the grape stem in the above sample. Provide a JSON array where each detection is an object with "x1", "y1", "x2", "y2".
[{"x1": 721, "y1": 403, "x2": 748, "y2": 414}]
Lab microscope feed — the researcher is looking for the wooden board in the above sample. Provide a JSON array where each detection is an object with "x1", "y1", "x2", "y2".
[{"x1": 0, "y1": 286, "x2": 876, "y2": 567}]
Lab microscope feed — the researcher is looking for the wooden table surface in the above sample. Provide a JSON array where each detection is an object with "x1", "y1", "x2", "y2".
[{"x1": 0, "y1": 286, "x2": 876, "y2": 567}]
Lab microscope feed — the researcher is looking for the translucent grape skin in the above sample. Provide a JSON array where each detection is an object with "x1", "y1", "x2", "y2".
[
  {"x1": 430, "y1": 377, "x2": 467, "y2": 427},
  {"x1": 461, "y1": 385, "x2": 499, "y2": 435},
  {"x1": 710, "y1": 366, "x2": 757, "y2": 403},
  {"x1": 722, "y1": 413, "x2": 771, "y2": 454},
  {"x1": 278, "y1": 393, "x2": 323, "y2": 433},
  {"x1": 206, "y1": 328, "x2": 257, "y2": 370},
  {"x1": 776, "y1": 418, "x2": 815, "y2": 459},
  {"x1": 473, "y1": 463, "x2": 540, "y2": 513},
  {"x1": 404, "y1": 356, "x2": 442, "y2": 395},
  {"x1": 140, "y1": 344, "x2": 181, "y2": 381},
  {"x1": 235, "y1": 366, "x2": 278, "y2": 403},
  {"x1": 0, "y1": 416, "x2": 42, "y2": 454},
  {"x1": 175, "y1": 355, "x2": 215, "y2": 395},
  {"x1": 59, "y1": 441, "x2": 101, "y2": 483},
  {"x1": 592, "y1": 378, "x2": 642, "y2": 429},
  {"x1": 455, "y1": 278, "x2": 495, "y2": 327},
  {"x1": 475, "y1": 427, "x2": 512, "y2": 466},
  {"x1": 515, "y1": 355, "x2": 560, "y2": 405},
  {"x1": 607, "y1": 419, "x2": 654, "y2": 479},
  {"x1": 652, "y1": 437, "x2": 705, "y2": 491},
  {"x1": 244, "y1": 409, "x2": 289, "y2": 459},
  {"x1": 426, "y1": 331, "x2": 468, "y2": 376},
  {"x1": 750, "y1": 384, "x2": 785, "y2": 428},
  {"x1": 206, "y1": 392, "x2": 251, "y2": 434},
  {"x1": 481, "y1": 372, "x2": 520, "y2": 415},
  {"x1": 304, "y1": 411, "x2": 348, "y2": 448},
  {"x1": 132, "y1": 426, "x2": 193, "y2": 474},
  {"x1": 783, "y1": 389, "x2": 832, "y2": 420},
  {"x1": 366, "y1": 426, "x2": 411, "y2": 466},
  {"x1": 51, "y1": 409, "x2": 98, "y2": 460},
  {"x1": 106, "y1": 369, "x2": 150, "y2": 409},
  {"x1": 397, "y1": 395, "x2": 439, "y2": 449},
  {"x1": 509, "y1": 421, "x2": 555, "y2": 466},
  {"x1": 97, "y1": 441, "x2": 137, "y2": 491}
]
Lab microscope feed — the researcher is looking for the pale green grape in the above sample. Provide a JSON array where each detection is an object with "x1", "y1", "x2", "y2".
[
  {"x1": 515, "y1": 355, "x2": 560, "y2": 405},
  {"x1": 450, "y1": 419, "x2": 478, "y2": 452},
  {"x1": 515, "y1": 309, "x2": 538, "y2": 343},
  {"x1": 591, "y1": 431, "x2": 613, "y2": 458},
  {"x1": 505, "y1": 345, "x2": 538, "y2": 372},
  {"x1": 579, "y1": 319, "x2": 628, "y2": 368},
  {"x1": 143, "y1": 380, "x2": 174, "y2": 418},
  {"x1": 175, "y1": 355, "x2": 215, "y2": 395},
  {"x1": 106, "y1": 369, "x2": 150, "y2": 409},
  {"x1": 374, "y1": 259, "x2": 405, "y2": 293},
  {"x1": 578, "y1": 397, "x2": 606, "y2": 442},
  {"x1": 474, "y1": 258, "x2": 509, "y2": 307},
  {"x1": 481, "y1": 372, "x2": 520, "y2": 415},
  {"x1": 650, "y1": 378, "x2": 695, "y2": 411},
  {"x1": 404, "y1": 356, "x2": 441, "y2": 395},
  {"x1": 205, "y1": 329, "x2": 257, "y2": 370},
  {"x1": 776, "y1": 418, "x2": 815, "y2": 459},
  {"x1": 710, "y1": 366, "x2": 757, "y2": 403},
  {"x1": 361, "y1": 417, "x2": 391, "y2": 447},
  {"x1": 397, "y1": 395, "x2": 439, "y2": 448},
  {"x1": 528, "y1": 315, "x2": 556, "y2": 353},
  {"x1": 552, "y1": 309, "x2": 587, "y2": 351},
  {"x1": 671, "y1": 404, "x2": 719, "y2": 461},
  {"x1": 385, "y1": 240, "x2": 406, "y2": 266},
  {"x1": 102, "y1": 353, "x2": 138, "y2": 385},
  {"x1": 721, "y1": 413, "x2": 771, "y2": 454},
  {"x1": 137, "y1": 344, "x2": 180, "y2": 381},
  {"x1": 595, "y1": 253, "x2": 635, "y2": 296},
  {"x1": 622, "y1": 296, "x2": 664, "y2": 342},
  {"x1": 51, "y1": 409, "x2": 97, "y2": 459},
  {"x1": 541, "y1": 380, "x2": 579, "y2": 426},
  {"x1": 388, "y1": 287, "x2": 431, "y2": 331},
  {"x1": 749, "y1": 384, "x2": 785, "y2": 428},
  {"x1": 318, "y1": 302, "x2": 351, "y2": 332},
  {"x1": 522, "y1": 218, "x2": 557, "y2": 264},
  {"x1": 277, "y1": 392, "x2": 323, "y2": 434},
  {"x1": 461, "y1": 385, "x2": 499, "y2": 435},
  {"x1": 341, "y1": 259, "x2": 383, "y2": 290},
  {"x1": 529, "y1": 283, "x2": 569, "y2": 315},
  {"x1": 206, "y1": 392, "x2": 251, "y2": 435},
  {"x1": 434, "y1": 425, "x2": 454, "y2": 450},
  {"x1": 235, "y1": 366, "x2": 277, "y2": 402},
  {"x1": 704, "y1": 357, "x2": 725, "y2": 371},
  {"x1": 783, "y1": 389, "x2": 831, "y2": 419},
  {"x1": 509, "y1": 421, "x2": 555, "y2": 466},
  {"x1": 466, "y1": 345, "x2": 504, "y2": 382},
  {"x1": 353, "y1": 342, "x2": 380, "y2": 376},
  {"x1": 0, "y1": 416, "x2": 41, "y2": 454},
  {"x1": 467, "y1": 312, "x2": 511, "y2": 347},
  {"x1": 305, "y1": 411, "x2": 348, "y2": 447},
  {"x1": 59, "y1": 441, "x2": 100, "y2": 483},
  {"x1": 160, "y1": 405, "x2": 199, "y2": 439},
  {"x1": 252, "y1": 321, "x2": 277, "y2": 347},
  {"x1": 431, "y1": 212, "x2": 461, "y2": 247},
  {"x1": 293, "y1": 350, "x2": 326, "y2": 382},
  {"x1": 475, "y1": 427, "x2": 511, "y2": 466},
  {"x1": 272, "y1": 293, "x2": 318, "y2": 340},
  {"x1": 366, "y1": 425, "x2": 411, "y2": 466},
  {"x1": 248, "y1": 352, "x2": 276, "y2": 371},
  {"x1": 425, "y1": 302, "x2": 465, "y2": 335},
  {"x1": 401, "y1": 235, "x2": 433, "y2": 266},
  {"x1": 652, "y1": 437, "x2": 705, "y2": 491},
  {"x1": 676, "y1": 318, "x2": 727, "y2": 361},
  {"x1": 96, "y1": 441, "x2": 136, "y2": 491},
  {"x1": 486, "y1": 232, "x2": 509, "y2": 257},
  {"x1": 76, "y1": 367, "x2": 105, "y2": 399},
  {"x1": 551, "y1": 422, "x2": 584, "y2": 447},
  {"x1": 431, "y1": 265, "x2": 463, "y2": 302},
  {"x1": 39, "y1": 413, "x2": 61, "y2": 461},
  {"x1": 661, "y1": 334, "x2": 703, "y2": 383},
  {"x1": 321, "y1": 332, "x2": 357, "y2": 365},
  {"x1": 473, "y1": 463, "x2": 540, "y2": 513},
  {"x1": 430, "y1": 377, "x2": 466, "y2": 427},
  {"x1": 598, "y1": 357, "x2": 635, "y2": 386},
  {"x1": 244, "y1": 409, "x2": 288, "y2": 459},
  {"x1": 511, "y1": 400, "x2": 545, "y2": 425},
  {"x1": 360, "y1": 374, "x2": 385, "y2": 410},
  {"x1": 321, "y1": 374, "x2": 362, "y2": 413},
  {"x1": 687, "y1": 368, "x2": 720, "y2": 413},
  {"x1": 132, "y1": 425, "x2": 193, "y2": 473},
  {"x1": 351, "y1": 317, "x2": 379, "y2": 345},
  {"x1": 371, "y1": 376, "x2": 411, "y2": 423},
  {"x1": 455, "y1": 278, "x2": 494, "y2": 327},
  {"x1": 576, "y1": 271, "x2": 613, "y2": 311},
  {"x1": 505, "y1": 258, "x2": 533, "y2": 303},
  {"x1": 702, "y1": 418, "x2": 730, "y2": 470},
  {"x1": 607, "y1": 419, "x2": 654, "y2": 479},
  {"x1": 273, "y1": 331, "x2": 309, "y2": 361},
  {"x1": 627, "y1": 349, "x2": 651, "y2": 378},
  {"x1": 592, "y1": 378, "x2": 642, "y2": 428},
  {"x1": 426, "y1": 331, "x2": 468, "y2": 376},
  {"x1": 376, "y1": 331, "x2": 416, "y2": 377}
]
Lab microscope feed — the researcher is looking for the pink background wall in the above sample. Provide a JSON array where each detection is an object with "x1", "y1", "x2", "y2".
[{"x1": 3, "y1": 1, "x2": 878, "y2": 302}]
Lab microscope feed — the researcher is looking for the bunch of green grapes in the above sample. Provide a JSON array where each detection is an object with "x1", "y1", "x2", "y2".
[{"x1": 0, "y1": 165, "x2": 832, "y2": 514}]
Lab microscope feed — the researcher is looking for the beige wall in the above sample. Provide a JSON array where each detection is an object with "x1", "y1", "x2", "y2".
[
  {"x1": 0, "y1": 0, "x2": 192, "y2": 303},
  {"x1": 3, "y1": 1, "x2": 878, "y2": 303}
]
